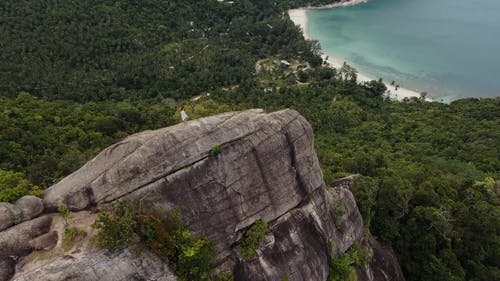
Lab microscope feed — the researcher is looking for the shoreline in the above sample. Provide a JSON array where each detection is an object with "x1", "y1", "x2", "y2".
[
  {"x1": 288, "y1": 3, "x2": 428, "y2": 101},
  {"x1": 297, "y1": 0, "x2": 370, "y2": 10}
]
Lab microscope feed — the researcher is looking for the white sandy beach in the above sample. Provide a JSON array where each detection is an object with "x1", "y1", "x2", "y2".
[{"x1": 288, "y1": 5, "x2": 427, "y2": 101}]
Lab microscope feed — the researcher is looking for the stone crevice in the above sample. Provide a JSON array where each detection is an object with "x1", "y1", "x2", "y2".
[
  {"x1": 97, "y1": 154, "x2": 211, "y2": 205},
  {"x1": 284, "y1": 130, "x2": 310, "y2": 197}
]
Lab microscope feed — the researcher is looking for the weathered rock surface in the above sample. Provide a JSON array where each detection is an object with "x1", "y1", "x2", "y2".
[
  {"x1": 124, "y1": 109, "x2": 323, "y2": 261},
  {"x1": 327, "y1": 180, "x2": 365, "y2": 254},
  {"x1": 1, "y1": 109, "x2": 406, "y2": 281},
  {"x1": 0, "y1": 215, "x2": 52, "y2": 256},
  {"x1": 232, "y1": 178, "x2": 373, "y2": 281},
  {"x1": 28, "y1": 231, "x2": 58, "y2": 251},
  {"x1": 234, "y1": 188, "x2": 332, "y2": 281},
  {"x1": 14, "y1": 196, "x2": 44, "y2": 221},
  {"x1": 41, "y1": 109, "x2": 323, "y2": 259},
  {"x1": 43, "y1": 109, "x2": 322, "y2": 214},
  {"x1": 0, "y1": 215, "x2": 52, "y2": 281},
  {"x1": 0, "y1": 255, "x2": 15, "y2": 281},
  {"x1": 0, "y1": 203, "x2": 21, "y2": 232},
  {"x1": 11, "y1": 248, "x2": 177, "y2": 281},
  {"x1": 357, "y1": 235, "x2": 406, "y2": 281},
  {"x1": 0, "y1": 196, "x2": 44, "y2": 233}
]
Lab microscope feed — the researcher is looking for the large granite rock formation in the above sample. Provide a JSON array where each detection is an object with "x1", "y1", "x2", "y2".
[{"x1": 0, "y1": 109, "x2": 405, "y2": 281}]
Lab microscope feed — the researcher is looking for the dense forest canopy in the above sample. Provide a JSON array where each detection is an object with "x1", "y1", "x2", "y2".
[
  {"x1": 0, "y1": 1, "x2": 498, "y2": 281},
  {"x1": 0, "y1": 0, "x2": 319, "y2": 101}
]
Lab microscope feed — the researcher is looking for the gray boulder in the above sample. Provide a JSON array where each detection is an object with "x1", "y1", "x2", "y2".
[
  {"x1": 0, "y1": 215, "x2": 52, "y2": 257},
  {"x1": 0, "y1": 203, "x2": 21, "y2": 232},
  {"x1": 29, "y1": 231, "x2": 58, "y2": 251},
  {"x1": 0, "y1": 215, "x2": 52, "y2": 281},
  {"x1": 14, "y1": 196, "x2": 44, "y2": 221}
]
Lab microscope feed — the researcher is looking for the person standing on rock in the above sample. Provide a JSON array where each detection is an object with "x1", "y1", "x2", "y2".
[{"x1": 180, "y1": 105, "x2": 189, "y2": 122}]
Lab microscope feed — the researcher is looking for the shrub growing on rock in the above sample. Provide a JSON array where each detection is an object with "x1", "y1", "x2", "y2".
[
  {"x1": 239, "y1": 219, "x2": 268, "y2": 260},
  {"x1": 62, "y1": 226, "x2": 87, "y2": 251},
  {"x1": 212, "y1": 273, "x2": 234, "y2": 281},
  {"x1": 210, "y1": 145, "x2": 222, "y2": 156},
  {"x1": 331, "y1": 200, "x2": 347, "y2": 228},
  {"x1": 328, "y1": 243, "x2": 370, "y2": 281},
  {"x1": 135, "y1": 208, "x2": 217, "y2": 281},
  {"x1": 58, "y1": 204, "x2": 72, "y2": 226},
  {"x1": 92, "y1": 200, "x2": 138, "y2": 250},
  {"x1": 93, "y1": 202, "x2": 219, "y2": 281}
]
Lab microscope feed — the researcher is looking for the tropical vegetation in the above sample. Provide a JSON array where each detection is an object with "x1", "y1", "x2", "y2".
[{"x1": 0, "y1": 0, "x2": 498, "y2": 280}]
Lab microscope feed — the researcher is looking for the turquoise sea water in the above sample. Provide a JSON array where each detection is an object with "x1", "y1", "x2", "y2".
[{"x1": 307, "y1": 0, "x2": 500, "y2": 100}]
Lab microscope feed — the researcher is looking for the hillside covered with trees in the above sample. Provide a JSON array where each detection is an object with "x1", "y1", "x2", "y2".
[
  {"x1": 0, "y1": 0, "x2": 320, "y2": 101},
  {"x1": 0, "y1": 1, "x2": 498, "y2": 281}
]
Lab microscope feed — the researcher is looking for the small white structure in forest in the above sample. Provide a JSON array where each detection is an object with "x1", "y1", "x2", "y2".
[{"x1": 280, "y1": 60, "x2": 291, "y2": 67}]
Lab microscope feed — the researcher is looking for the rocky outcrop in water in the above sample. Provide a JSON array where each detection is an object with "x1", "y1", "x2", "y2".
[{"x1": 0, "y1": 109, "x2": 405, "y2": 281}]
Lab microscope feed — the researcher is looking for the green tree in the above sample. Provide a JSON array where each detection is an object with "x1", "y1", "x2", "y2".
[{"x1": 0, "y1": 170, "x2": 40, "y2": 202}]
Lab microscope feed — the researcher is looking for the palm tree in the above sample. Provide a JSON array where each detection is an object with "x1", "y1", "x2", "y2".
[{"x1": 340, "y1": 62, "x2": 357, "y2": 81}]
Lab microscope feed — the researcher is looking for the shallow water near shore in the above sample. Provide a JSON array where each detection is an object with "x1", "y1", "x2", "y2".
[{"x1": 307, "y1": 0, "x2": 500, "y2": 101}]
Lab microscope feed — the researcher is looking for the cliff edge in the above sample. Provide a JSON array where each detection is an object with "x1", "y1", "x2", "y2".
[{"x1": 0, "y1": 109, "x2": 405, "y2": 281}]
